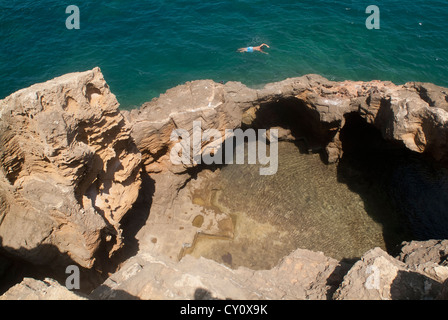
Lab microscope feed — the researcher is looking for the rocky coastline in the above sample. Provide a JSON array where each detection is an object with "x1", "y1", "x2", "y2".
[{"x1": 1, "y1": 67, "x2": 448, "y2": 300}]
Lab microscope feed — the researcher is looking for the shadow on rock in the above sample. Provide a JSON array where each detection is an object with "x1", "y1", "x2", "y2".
[
  {"x1": 325, "y1": 258, "x2": 356, "y2": 300},
  {"x1": 194, "y1": 288, "x2": 222, "y2": 300},
  {"x1": 336, "y1": 112, "x2": 448, "y2": 256},
  {"x1": 90, "y1": 288, "x2": 141, "y2": 300},
  {"x1": 390, "y1": 270, "x2": 442, "y2": 300},
  {"x1": 1, "y1": 165, "x2": 156, "y2": 298},
  {"x1": 0, "y1": 236, "x2": 103, "y2": 296},
  {"x1": 101, "y1": 167, "x2": 155, "y2": 274}
]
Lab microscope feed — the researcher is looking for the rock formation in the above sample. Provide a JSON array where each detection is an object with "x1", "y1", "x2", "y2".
[
  {"x1": 89, "y1": 242, "x2": 448, "y2": 300},
  {"x1": 126, "y1": 75, "x2": 448, "y2": 172},
  {"x1": 3, "y1": 241, "x2": 447, "y2": 300},
  {"x1": 334, "y1": 247, "x2": 447, "y2": 300},
  {"x1": 1, "y1": 68, "x2": 448, "y2": 300},
  {"x1": 90, "y1": 248, "x2": 347, "y2": 300},
  {"x1": 124, "y1": 74, "x2": 448, "y2": 264},
  {"x1": 0, "y1": 68, "x2": 141, "y2": 268}
]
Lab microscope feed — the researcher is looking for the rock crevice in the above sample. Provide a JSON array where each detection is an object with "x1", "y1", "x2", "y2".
[{"x1": 0, "y1": 68, "x2": 141, "y2": 269}]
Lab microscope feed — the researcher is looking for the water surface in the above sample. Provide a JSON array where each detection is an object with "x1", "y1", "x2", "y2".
[
  {"x1": 1, "y1": 1, "x2": 448, "y2": 108},
  {"x1": 189, "y1": 141, "x2": 395, "y2": 268}
]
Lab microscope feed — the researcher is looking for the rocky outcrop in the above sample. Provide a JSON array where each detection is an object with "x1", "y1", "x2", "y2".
[
  {"x1": 123, "y1": 80, "x2": 245, "y2": 175},
  {"x1": 2, "y1": 68, "x2": 448, "y2": 300},
  {"x1": 127, "y1": 75, "x2": 448, "y2": 171},
  {"x1": 2, "y1": 241, "x2": 447, "y2": 300},
  {"x1": 334, "y1": 247, "x2": 448, "y2": 300},
  {"x1": 397, "y1": 239, "x2": 448, "y2": 266},
  {"x1": 124, "y1": 74, "x2": 448, "y2": 264},
  {"x1": 0, "y1": 68, "x2": 141, "y2": 268},
  {"x1": 88, "y1": 242, "x2": 448, "y2": 300},
  {"x1": 90, "y1": 248, "x2": 348, "y2": 300}
]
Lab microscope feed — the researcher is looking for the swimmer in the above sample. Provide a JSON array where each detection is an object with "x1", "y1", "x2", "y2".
[{"x1": 238, "y1": 43, "x2": 270, "y2": 54}]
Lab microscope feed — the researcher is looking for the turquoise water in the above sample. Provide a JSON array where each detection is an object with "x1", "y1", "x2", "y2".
[{"x1": 1, "y1": 1, "x2": 447, "y2": 109}]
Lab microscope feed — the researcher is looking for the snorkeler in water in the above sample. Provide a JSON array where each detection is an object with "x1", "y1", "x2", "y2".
[{"x1": 238, "y1": 43, "x2": 270, "y2": 54}]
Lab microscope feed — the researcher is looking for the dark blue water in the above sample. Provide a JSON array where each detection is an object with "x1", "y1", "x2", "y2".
[{"x1": 1, "y1": 0, "x2": 447, "y2": 109}]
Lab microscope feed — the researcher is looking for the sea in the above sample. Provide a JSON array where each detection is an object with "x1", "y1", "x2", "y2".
[{"x1": 1, "y1": 0, "x2": 448, "y2": 110}]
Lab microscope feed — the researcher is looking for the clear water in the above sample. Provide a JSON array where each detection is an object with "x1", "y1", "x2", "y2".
[
  {"x1": 189, "y1": 142, "x2": 393, "y2": 268},
  {"x1": 188, "y1": 130, "x2": 448, "y2": 269},
  {"x1": 1, "y1": 1, "x2": 448, "y2": 109}
]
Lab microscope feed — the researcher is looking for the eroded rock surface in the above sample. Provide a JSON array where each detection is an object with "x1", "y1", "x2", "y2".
[
  {"x1": 334, "y1": 247, "x2": 448, "y2": 300},
  {"x1": 91, "y1": 242, "x2": 448, "y2": 301},
  {"x1": 0, "y1": 68, "x2": 141, "y2": 268},
  {"x1": 90, "y1": 248, "x2": 347, "y2": 300},
  {"x1": 3, "y1": 242, "x2": 447, "y2": 300},
  {"x1": 397, "y1": 239, "x2": 448, "y2": 266},
  {"x1": 128, "y1": 75, "x2": 448, "y2": 172}
]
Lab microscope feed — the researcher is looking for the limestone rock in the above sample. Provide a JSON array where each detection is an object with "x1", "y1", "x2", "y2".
[
  {"x1": 0, "y1": 277, "x2": 87, "y2": 300},
  {"x1": 397, "y1": 240, "x2": 448, "y2": 285},
  {"x1": 406, "y1": 82, "x2": 448, "y2": 111},
  {"x1": 0, "y1": 68, "x2": 142, "y2": 268},
  {"x1": 90, "y1": 248, "x2": 347, "y2": 300},
  {"x1": 398, "y1": 240, "x2": 448, "y2": 266},
  {"x1": 129, "y1": 75, "x2": 448, "y2": 171},
  {"x1": 128, "y1": 80, "x2": 247, "y2": 174},
  {"x1": 334, "y1": 247, "x2": 447, "y2": 300}
]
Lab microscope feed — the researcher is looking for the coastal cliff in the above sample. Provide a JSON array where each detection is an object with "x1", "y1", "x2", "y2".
[
  {"x1": 1, "y1": 68, "x2": 448, "y2": 300},
  {"x1": 0, "y1": 68, "x2": 141, "y2": 269}
]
